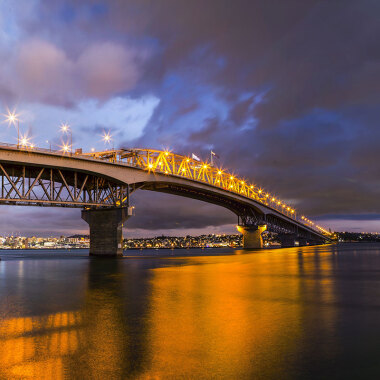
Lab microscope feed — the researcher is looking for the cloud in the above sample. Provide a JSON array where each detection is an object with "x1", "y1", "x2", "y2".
[
  {"x1": 2, "y1": 38, "x2": 146, "y2": 105},
  {"x1": 0, "y1": 206, "x2": 85, "y2": 236},
  {"x1": 127, "y1": 191, "x2": 235, "y2": 230},
  {"x1": 77, "y1": 42, "x2": 141, "y2": 98},
  {"x1": 317, "y1": 218, "x2": 380, "y2": 234},
  {"x1": 15, "y1": 39, "x2": 74, "y2": 103}
]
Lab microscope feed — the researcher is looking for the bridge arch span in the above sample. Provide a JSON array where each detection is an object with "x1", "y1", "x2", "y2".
[{"x1": 0, "y1": 145, "x2": 330, "y2": 254}]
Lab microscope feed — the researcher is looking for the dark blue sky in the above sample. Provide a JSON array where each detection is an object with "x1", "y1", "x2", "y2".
[{"x1": 0, "y1": 0, "x2": 379, "y2": 236}]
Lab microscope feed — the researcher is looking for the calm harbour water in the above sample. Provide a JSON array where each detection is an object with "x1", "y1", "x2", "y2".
[{"x1": 1, "y1": 243, "x2": 380, "y2": 379}]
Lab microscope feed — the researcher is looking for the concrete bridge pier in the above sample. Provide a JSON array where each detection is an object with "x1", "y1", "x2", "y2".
[
  {"x1": 82, "y1": 207, "x2": 133, "y2": 256},
  {"x1": 237, "y1": 225, "x2": 267, "y2": 249},
  {"x1": 278, "y1": 234, "x2": 297, "y2": 248},
  {"x1": 298, "y1": 237, "x2": 308, "y2": 246}
]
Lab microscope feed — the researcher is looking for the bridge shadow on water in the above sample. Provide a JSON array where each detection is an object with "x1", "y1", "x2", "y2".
[
  {"x1": 1, "y1": 244, "x2": 380, "y2": 379},
  {"x1": 0, "y1": 254, "x2": 160, "y2": 379}
]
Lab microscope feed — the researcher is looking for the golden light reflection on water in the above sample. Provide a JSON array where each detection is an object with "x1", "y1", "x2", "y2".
[
  {"x1": 140, "y1": 247, "x2": 337, "y2": 379},
  {"x1": 0, "y1": 246, "x2": 340, "y2": 379},
  {"x1": 0, "y1": 311, "x2": 82, "y2": 379}
]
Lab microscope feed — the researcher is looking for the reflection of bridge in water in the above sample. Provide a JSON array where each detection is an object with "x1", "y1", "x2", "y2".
[
  {"x1": 0, "y1": 144, "x2": 330, "y2": 255},
  {"x1": 0, "y1": 258, "x2": 152, "y2": 378},
  {"x1": 0, "y1": 311, "x2": 82, "y2": 378}
]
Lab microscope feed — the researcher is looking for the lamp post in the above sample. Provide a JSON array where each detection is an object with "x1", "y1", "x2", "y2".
[
  {"x1": 60, "y1": 123, "x2": 72, "y2": 155},
  {"x1": 3, "y1": 110, "x2": 20, "y2": 148}
]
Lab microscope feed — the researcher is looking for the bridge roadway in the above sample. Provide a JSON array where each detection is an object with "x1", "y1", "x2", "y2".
[{"x1": 0, "y1": 144, "x2": 329, "y2": 255}]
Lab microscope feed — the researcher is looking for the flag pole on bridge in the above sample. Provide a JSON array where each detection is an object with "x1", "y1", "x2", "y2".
[{"x1": 211, "y1": 150, "x2": 219, "y2": 166}]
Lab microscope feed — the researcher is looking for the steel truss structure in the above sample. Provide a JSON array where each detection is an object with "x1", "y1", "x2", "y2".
[
  {"x1": 86, "y1": 149, "x2": 297, "y2": 214},
  {"x1": 85, "y1": 148, "x2": 330, "y2": 236},
  {"x1": 0, "y1": 163, "x2": 129, "y2": 208}
]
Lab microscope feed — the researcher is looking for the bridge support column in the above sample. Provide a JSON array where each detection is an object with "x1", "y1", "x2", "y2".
[
  {"x1": 237, "y1": 225, "x2": 267, "y2": 249},
  {"x1": 298, "y1": 237, "x2": 308, "y2": 246},
  {"x1": 278, "y1": 234, "x2": 297, "y2": 248},
  {"x1": 81, "y1": 207, "x2": 133, "y2": 256}
]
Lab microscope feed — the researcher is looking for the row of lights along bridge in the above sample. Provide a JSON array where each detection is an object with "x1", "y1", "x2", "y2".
[
  {"x1": 2, "y1": 108, "x2": 112, "y2": 152},
  {"x1": 1, "y1": 108, "x2": 329, "y2": 235}
]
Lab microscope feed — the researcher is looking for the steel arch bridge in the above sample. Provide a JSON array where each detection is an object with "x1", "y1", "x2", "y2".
[{"x1": 0, "y1": 143, "x2": 330, "y2": 255}]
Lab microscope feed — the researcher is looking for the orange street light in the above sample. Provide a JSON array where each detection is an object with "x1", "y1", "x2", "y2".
[{"x1": 60, "y1": 123, "x2": 72, "y2": 154}]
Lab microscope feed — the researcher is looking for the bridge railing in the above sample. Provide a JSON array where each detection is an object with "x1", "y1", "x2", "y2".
[{"x1": 0, "y1": 141, "x2": 71, "y2": 155}]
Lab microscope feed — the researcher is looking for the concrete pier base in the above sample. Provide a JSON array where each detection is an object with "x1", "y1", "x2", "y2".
[
  {"x1": 298, "y1": 237, "x2": 308, "y2": 246},
  {"x1": 237, "y1": 225, "x2": 267, "y2": 249},
  {"x1": 279, "y1": 234, "x2": 297, "y2": 248},
  {"x1": 82, "y1": 207, "x2": 133, "y2": 256}
]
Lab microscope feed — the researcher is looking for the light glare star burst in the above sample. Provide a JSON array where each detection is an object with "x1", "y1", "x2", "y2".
[
  {"x1": 60, "y1": 123, "x2": 70, "y2": 133},
  {"x1": 2, "y1": 109, "x2": 19, "y2": 126},
  {"x1": 20, "y1": 133, "x2": 31, "y2": 147},
  {"x1": 59, "y1": 141, "x2": 71, "y2": 153},
  {"x1": 102, "y1": 131, "x2": 112, "y2": 144}
]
